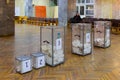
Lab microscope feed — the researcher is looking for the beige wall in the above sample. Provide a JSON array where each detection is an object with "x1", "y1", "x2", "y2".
[
  {"x1": 15, "y1": 0, "x2": 25, "y2": 16},
  {"x1": 32, "y1": 0, "x2": 49, "y2": 6},
  {"x1": 67, "y1": 0, "x2": 76, "y2": 19},
  {"x1": 112, "y1": 0, "x2": 120, "y2": 19},
  {"x1": 101, "y1": 0, "x2": 112, "y2": 18},
  {"x1": 46, "y1": 6, "x2": 58, "y2": 18},
  {"x1": 46, "y1": 6, "x2": 55, "y2": 18},
  {"x1": 54, "y1": 6, "x2": 58, "y2": 18},
  {"x1": 95, "y1": 0, "x2": 120, "y2": 19}
]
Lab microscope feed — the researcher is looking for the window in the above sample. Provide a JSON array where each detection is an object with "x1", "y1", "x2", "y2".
[
  {"x1": 86, "y1": 5, "x2": 94, "y2": 15},
  {"x1": 76, "y1": 6, "x2": 78, "y2": 12},
  {"x1": 76, "y1": 0, "x2": 95, "y2": 18},
  {"x1": 86, "y1": 10, "x2": 94, "y2": 15},
  {"x1": 86, "y1": 5, "x2": 93, "y2": 9},
  {"x1": 77, "y1": 0, "x2": 85, "y2": 3},
  {"x1": 86, "y1": 0, "x2": 94, "y2": 3},
  {"x1": 80, "y1": 6, "x2": 84, "y2": 15}
]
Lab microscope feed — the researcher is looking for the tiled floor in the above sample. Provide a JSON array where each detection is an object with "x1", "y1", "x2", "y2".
[{"x1": 0, "y1": 24, "x2": 120, "y2": 80}]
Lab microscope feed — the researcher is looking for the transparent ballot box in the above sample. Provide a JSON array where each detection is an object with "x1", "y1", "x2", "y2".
[
  {"x1": 31, "y1": 52, "x2": 45, "y2": 69},
  {"x1": 15, "y1": 55, "x2": 32, "y2": 74},
  {"x1": 71, "y1": 23, "x2": 93, "y2": 55},
  {"x1": 40, "y1": 26, "x2": 65, "y2": 66},
  {"x1": 94, "y1": 21, "x2": 111, "y2": 48}
]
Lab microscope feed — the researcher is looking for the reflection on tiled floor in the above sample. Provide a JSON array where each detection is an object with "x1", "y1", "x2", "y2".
[{"x1": 0, "y1": 24, "x2": 120, "y2": 80}]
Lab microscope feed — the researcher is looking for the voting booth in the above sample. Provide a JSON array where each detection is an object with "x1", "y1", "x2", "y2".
[
  {"x1": 40, "y1": 26, "x2": 65, "y2": 66},
  {"x1": 72, "y1": 23, "x2": 93, "y2": 55}
]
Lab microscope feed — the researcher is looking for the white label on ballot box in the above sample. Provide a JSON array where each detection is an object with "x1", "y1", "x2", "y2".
[
  {"x1": 106, "y1": 29, "x2": 110, "y2": 38},
  {"x1": 56, "y1": 38, "x2": 62, "y2": 50},
  {"x1": 86, "y1": 33, "x2": 90, "y2": 43},
  {"x1": 21, "y1": 60, "x2": 31, "y2": 73},
  {"x1": 37, "y1": 56, "x2": 45, "y2": 68}
]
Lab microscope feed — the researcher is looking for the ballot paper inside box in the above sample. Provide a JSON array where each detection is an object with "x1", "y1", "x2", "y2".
[
  {"x1": 31, "y1": 52, "x2": 45, "y2": 69},
  {"x1": 71, "y1": 23, "x2": 93, "y2": 56},
  {"x1": 40, "y1": 26, "x2": 65, "y2": 66},
  {"x1": 16, "y1": 55, "x2": 32, "y2": 74},
  {"x1": 94, "y1": 21, "x2": 111, "y2": 48}
]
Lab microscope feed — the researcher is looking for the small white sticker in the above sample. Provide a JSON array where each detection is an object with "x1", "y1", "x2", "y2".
[
  {"x1": 86, "y1": 33, "x2": 90, "y2": 43},
  {"x1": 22, "y1": 60, "x2": 31, "y2": 73},
  {"x1": 56, "y1": 38, "x2": 62, "y2": 50},
  {"x1": 106, "y1": 29, "x2": 110, "y2": 38},
  {"x1": 37, "y1": 56, "x2": 45, "y2": 68}
]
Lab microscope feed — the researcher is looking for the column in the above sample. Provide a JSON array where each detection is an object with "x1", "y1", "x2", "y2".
[
  {"x1": 0, "y1": 0, "x2": 15, "y2": 36},
  {"x1": 58, "y1": 0, "x2": 68, "y2": 26},
  {"x1": 25, "y1": 0, "x2": 33, "y2": 17}
]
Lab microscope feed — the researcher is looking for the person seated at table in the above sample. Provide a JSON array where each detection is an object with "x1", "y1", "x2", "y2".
[{"x1": 70, "y1": 12, "x2": 82, "y2": 23}]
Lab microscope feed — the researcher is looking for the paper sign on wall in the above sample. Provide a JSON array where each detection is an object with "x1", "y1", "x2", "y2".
[
  {"x1": 35, "y1": 6, "x2": 46, "y2": 18},
  {"x1": 86, "y1": 33, "x2": 90, "y2": 43},
  {"x1": 56, "y1": 38, "x2": 62, "y2": 50}
]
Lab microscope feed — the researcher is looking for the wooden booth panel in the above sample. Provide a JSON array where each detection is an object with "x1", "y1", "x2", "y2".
[{"x1": 35, "y1": 6, "x2": 46, "y2": 18}]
